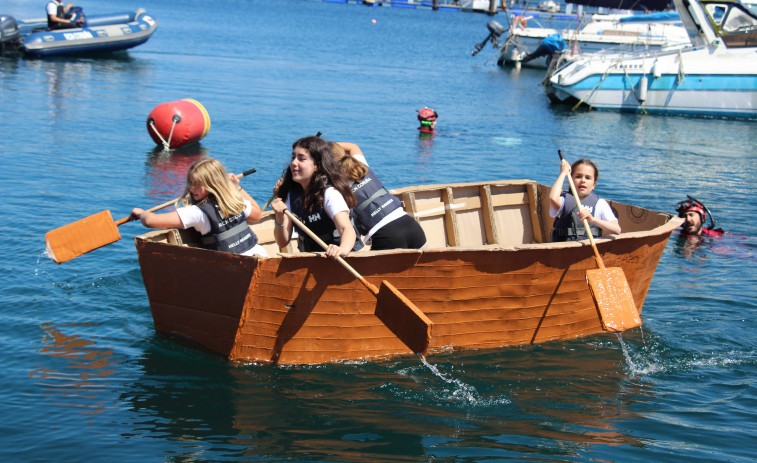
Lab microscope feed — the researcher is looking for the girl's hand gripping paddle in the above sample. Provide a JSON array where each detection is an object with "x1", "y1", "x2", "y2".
[{"x1": 557, "y1": 151, "x2": 641, "y2": 332}]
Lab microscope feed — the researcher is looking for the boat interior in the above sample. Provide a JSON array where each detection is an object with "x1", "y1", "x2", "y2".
[{"x1": 137, "y1": 179, "x2": 675, "y2": 258}]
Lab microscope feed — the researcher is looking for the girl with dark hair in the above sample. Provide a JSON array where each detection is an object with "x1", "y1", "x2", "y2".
[
  {"x1": 549, "y1": 158, "x2": 621, "y2": 242},
  {"x1": 271, "y1": 136, "x2": 364, "y2": 259}
]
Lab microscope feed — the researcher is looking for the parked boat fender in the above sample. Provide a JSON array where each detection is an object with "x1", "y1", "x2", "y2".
[
  {"x1": 146, "y1": 99, "x2": 211, "y2": 149},
  {"x1": 652, "y1": 60, "x2": 662, "y2": 79},
  {"x1": 637, "y1": 75, "x2": 648, "y2": 102}
]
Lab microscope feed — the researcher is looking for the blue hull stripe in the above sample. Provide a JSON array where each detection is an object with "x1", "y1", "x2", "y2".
[{"x1": 565, "y1": 74, "x2": 757, "y2": 91}]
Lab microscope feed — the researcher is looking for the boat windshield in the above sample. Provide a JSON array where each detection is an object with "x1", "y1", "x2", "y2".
[
  {"x1": 742, "y1": 0, "x2": 757, "y2": 16},
  {"x1": 703, "y1": 0, "x2": 757, "y2": 46}
]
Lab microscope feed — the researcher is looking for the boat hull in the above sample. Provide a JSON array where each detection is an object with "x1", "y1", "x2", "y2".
[
  {"x1": 548, "y1": 49, "x2": 757, "y2": 119},
  {"x1": 498, "y1": 14, "x2": 689, "y2": 69},
  {"x1": 19, "y1": 9, "x2": 157, "y2": 56},
  {"x1": 134, "y1": 180, "x2": 681, "y2": 365},
  {"x1": 545, "y1": 0, "x2": 757, "y2": 119}
]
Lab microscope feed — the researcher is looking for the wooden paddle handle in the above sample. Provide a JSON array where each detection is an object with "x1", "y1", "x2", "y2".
[
  {"x1": 283, "y1": 209, "x2": 380, "y2": 296},
  {"x1": 558, "y1": 150, "x2": 605, "y2": 269},
  {"x1": 262, "y1": 166, "x2": 290, "y2": 211},
  {"x1": 115, "y1": 168, "x2": 257, "y2": 226}
]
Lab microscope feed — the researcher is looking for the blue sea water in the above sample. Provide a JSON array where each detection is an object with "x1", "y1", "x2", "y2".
[{"x1": 1, "y1": 0, "x2": 756, "y2": 461}]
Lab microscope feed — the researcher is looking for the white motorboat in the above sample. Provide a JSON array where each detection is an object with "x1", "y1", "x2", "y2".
[
  {"x1": 544, "y1": 0, "x2": 757, "y2": 119},
  {"x1": 494, "y1": 10, "x2": 691, "y2": 69}
]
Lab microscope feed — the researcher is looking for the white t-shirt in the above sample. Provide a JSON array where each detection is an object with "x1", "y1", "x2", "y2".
[
  {"x1": 46, "y1": 1, "x2": 62, "y2": 16},
  {"x1": 176, "y1": 199, "x2": 268, "y2": 257},
  {"x1": 350, "y1": 153, "x2": 406, "y2": 241},
  {"x1": 550, "y1": 195, "x2": 617, "y2": 222}
]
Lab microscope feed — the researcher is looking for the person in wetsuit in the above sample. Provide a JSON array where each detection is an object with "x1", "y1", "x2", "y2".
[{"x1": 675, "y1": 196, "x2": 724, "y2": 237}]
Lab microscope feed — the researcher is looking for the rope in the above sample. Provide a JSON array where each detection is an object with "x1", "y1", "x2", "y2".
[
  {"x1": 677, "y1": 49, "x2": 685, "y2": 86},
  {"x1": 571, "y1": 59, "x2": 620, "y2": 111},
  {"x1": 542, "y1": 51, "x2": 566, "y2": 86},
  {"x1": 148, "y1": 117, "x2": 179, "y2": 151},
  {"x1": 492, "y1": 31, "x2": 526, "y2": 66},
  {"x1": 148, "y1": 120, "x2": 169, "y2": 150},
  {"x1": 621, "y1": 66, "x2": 643, "y2": 104},
  {"x1": 165, "y1": 116, "x2": 179, "y2": 149}
]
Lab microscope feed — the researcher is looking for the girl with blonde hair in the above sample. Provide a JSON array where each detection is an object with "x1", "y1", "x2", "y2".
[{"x1": 131, "y1": 157, "x2": 268, "y2": 257}]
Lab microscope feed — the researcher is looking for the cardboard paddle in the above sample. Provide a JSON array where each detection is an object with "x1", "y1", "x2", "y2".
[
  {"x1": 557, "y1": 151, "x2": 641, "y2": 332},
  {"x1": 282, "y1": 209, "x2": 433, "y2": 355},
  {"x1": 45, "y1": 168, "x2": 257, "y2": 264}
]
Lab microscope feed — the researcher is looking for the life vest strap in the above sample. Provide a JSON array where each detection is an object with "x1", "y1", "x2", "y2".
[
  {"x1": 356, "y1": 187, "x2": 390, "y2": 214},
  {"x1": 201, "y1": 221, "x2": 250, "y2": 245}
]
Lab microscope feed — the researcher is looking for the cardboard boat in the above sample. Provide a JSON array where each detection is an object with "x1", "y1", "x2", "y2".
[{"x1": 134, "y1": 179, "x2": 682, "y2": 365}]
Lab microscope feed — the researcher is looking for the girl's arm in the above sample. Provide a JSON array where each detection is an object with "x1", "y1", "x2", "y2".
[
  {"x1": 130, "y1": 208, "x2": 183, "y2": 229},
  {"x1": 336, "y1": 142, "x2": 363, "y2": 157},
  {"x1": 241, "y1": 189, "x2": 262, "y2": 223},
  {"x1": 326, "y1": 211, "x2": 356, "y2": 259},
  {"x1": 577, "y1": 205, "x2": 622, "y2": 235},
  {"x1": 270, "y1": 198, "x2": 294, "y2": 249},
  {"x1": 549, "y1": 160, "x2": 571, "y2": 213},
  {"x1": 228, "y1": 173, "x2": 262, "y2": 223}
]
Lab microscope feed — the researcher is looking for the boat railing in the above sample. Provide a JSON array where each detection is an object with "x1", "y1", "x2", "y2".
[{"x1": 136, "y1": 180, "x2": 678, "y2": 257}]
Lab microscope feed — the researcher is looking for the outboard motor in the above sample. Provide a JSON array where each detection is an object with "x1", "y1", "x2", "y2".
[
  {"x1": 0, "y1": 15, "x2": 22, "y2": 53},
  {"x1": 68, "y1": 6, "x2": 86, "y2": 27},
  {"x1": 471, "y1": 20, "x2": 505, "y2": 56}
]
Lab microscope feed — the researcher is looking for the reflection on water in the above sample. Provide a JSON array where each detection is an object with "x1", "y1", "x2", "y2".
[
  {"x1": 120, "y1": 340, "x2": 644, "y2": 461},
  {"x1": 31, "y1": 322, "x2": 117, "y2": 414},
  {"x1": 20, "y1": 54, "x2": 151, "y2": 115},
  {"x1": 144, "y1": 144, "x2": 209, "y2": 201},
  {"x1": 671, "y1": 232, "x2": 757, "y2": 262},
  {"x1": 672, "y1": 234, "x2": 710, "y2": 262},
  {"x1": 414, "y1": 131, "x2": 435, "y2": 183}
]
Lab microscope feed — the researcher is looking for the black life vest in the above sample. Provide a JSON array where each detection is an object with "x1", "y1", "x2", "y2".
[
  {"x1": 351, "y1": 168, "x2": 403, "y2": 235},
  {"x1": 47, "y1": 1, "x2": 68, "y2": 28},
  {"x1": 197, "y1": 198, "x2": 258, "y2": 254},
  {"x1": 551, "y1": 191, "x2": 603, "y2": 242},
  {"x1": 289, "y1": 189, "x2": 364, "y2": 253}
]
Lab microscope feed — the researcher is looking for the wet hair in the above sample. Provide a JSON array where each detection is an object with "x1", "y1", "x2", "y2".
[
  {"x1": 571, "y1": 158, "x2": 599, "y2": 181},
  {"x1": 330, "y1": 142, "x2": 368, "y2": 183},
  {"x1": 180, "y1": 157, "x2": 245, "y2": 217},
  {"x1": 277, "y1": 136, "x2": 356, "y2": 212}
]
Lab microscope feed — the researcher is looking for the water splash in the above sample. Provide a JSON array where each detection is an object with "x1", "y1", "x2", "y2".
[
  {"x1": 616, "y1": 333, "x2": 636, "y2": 370},
  {"x1": 417, "y1": 353, "x2": 481, "y2": 405},
  {"x1": 616, "y1": 332, "x2": 666, "y2": 376},
  {"x1": 36, "y1": 252, "x2": 51, "y2": 276}
]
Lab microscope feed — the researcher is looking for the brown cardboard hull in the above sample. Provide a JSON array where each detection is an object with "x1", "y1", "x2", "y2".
[{"x1": 135, "y1": 179, "x2": 681, "y2": 365}]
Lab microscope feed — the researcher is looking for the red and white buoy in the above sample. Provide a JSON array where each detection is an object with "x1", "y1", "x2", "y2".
[{"x1": 146, "y1": 99, "x2": 211, "y2": 149}]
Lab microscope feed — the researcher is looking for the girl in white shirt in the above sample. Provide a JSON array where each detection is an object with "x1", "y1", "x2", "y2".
[
  {"x1": 131, "y1": 158, "x2": 267, "y2": 257},
  {"x1": 270, "y1": 136, "x2": 363, "y2": 259},
  {"x1": 549, "y1": 158, "x2": 621, "y2": 241}
]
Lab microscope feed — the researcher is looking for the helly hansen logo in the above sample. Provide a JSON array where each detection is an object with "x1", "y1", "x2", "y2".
[{"x1": 308, "y1": 212, "x2": 321, "y2": 222}]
